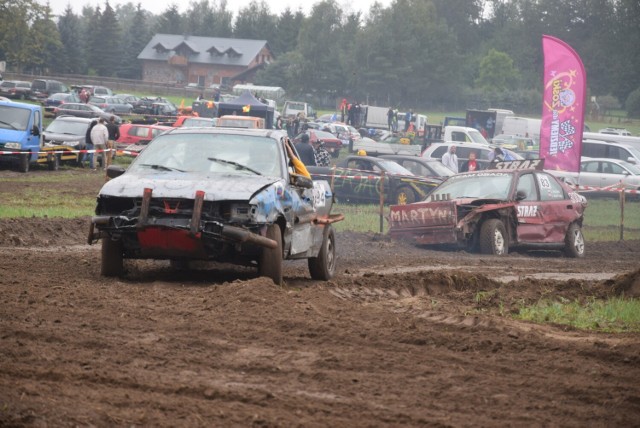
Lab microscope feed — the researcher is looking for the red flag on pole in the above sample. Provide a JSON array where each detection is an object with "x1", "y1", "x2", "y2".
[{"x1": 539, "y1": 35, "x2": 587, "y2": 172}]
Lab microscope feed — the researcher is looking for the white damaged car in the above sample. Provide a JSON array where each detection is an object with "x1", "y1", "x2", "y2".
[{"x1": 89, "y1": 127, "x2": 343, "y2": 284}]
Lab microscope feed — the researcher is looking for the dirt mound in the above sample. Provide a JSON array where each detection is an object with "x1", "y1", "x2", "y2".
[
  {"x1": 605, "y1": 269, "x2": 640, "y2": 298},
  {"x1": 0, "y1": 216, "x2": 90, "y2": 247}
]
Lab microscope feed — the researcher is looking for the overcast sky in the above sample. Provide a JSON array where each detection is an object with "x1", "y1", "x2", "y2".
[{"x1": 47, "y1": 0, "x2": 393, "y2": 18}]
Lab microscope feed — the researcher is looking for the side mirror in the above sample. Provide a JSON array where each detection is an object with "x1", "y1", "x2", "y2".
[
  {"x1": 291, "y1": 173, "x2": 314, "y2": 189},
  {"x1": 627, "y1": 157, "x2": 637, "y2": 165},
  {"x1": 31, "y1": 125, "x2": 40, "y2": 136},
  {"x1": 515, "y1": 190, "x2": 527, "y2": 201},
  {"x1": 106, "y1": 164, "x2": 126, "y2": 179}
]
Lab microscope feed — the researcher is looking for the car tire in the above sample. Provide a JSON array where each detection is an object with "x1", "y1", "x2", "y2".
[
  {"x1": 479, "y1": 218, "x2": 508, "y2": 255},
  {"x1": 308, "y1": 225, "x2": 336, "y2": 280},
  {"x1": 395, "y1": 185, "x2": 416, "y2": 205},
  {"x1": 47, "y1": 153, "x2": 60, "y2": 171},
  {"x1": 101, "y1": 237, "x2": 124, "y2": 277},
  {"x1": 18, "y1": 152, "x2": 30, "y2": 173},
  {"x1": 258, "y1": 223, "x2": 283, "y2": 285},
  {"x1": 564, "y1": 223, "x2": 585, "y2": 258}
]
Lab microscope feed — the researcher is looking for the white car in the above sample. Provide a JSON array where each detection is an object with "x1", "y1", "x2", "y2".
[{"x1": 550, "y1": 158, "x2": 640, "y2": 199}]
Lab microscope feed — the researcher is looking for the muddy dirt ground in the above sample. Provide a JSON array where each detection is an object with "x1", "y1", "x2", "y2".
[{"x1": 1, "y1": 168, "x2": 640, "y2": 427}]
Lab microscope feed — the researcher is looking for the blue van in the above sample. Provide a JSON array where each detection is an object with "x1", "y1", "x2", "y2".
[{"x1": 0, "y1": 100, "x2": 57, "y2": 172}]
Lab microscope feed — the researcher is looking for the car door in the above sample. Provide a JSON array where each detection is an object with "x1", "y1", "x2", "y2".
[
  {"x1": 576, "y1": 160, "x2": 601, "y2": 188},
  {"x1": 533, "y1": 172, "x2": 577, "y2": 243},
  {"x1": 514, "y1": 172, "x2": 546, "y2": 242}
]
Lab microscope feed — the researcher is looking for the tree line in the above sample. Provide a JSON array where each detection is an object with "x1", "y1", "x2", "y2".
[{"x1": 1, "y1": 0, "x2": 639, "y2": 116}]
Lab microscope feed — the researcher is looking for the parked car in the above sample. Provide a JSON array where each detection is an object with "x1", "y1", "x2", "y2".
[
  {"x1": 30, "y1": 79, "x2": 68, "y2": 101},
  {"x1": 88, "y1": 96, "x2": 133, "y2": 115},
  {"x1": 116, "y1": 123, "x2": 172, "y2": 151},
  {"x1": 598, "y1": 127, "x2": 632, "y2": 136},
  {"x1": 422, "y1": 142, "x2": 523, "y2": 171},
  {"x1": 491, "y1": 134, "x2": 537, "y2": 151},
  {"x1": 88, "y1": 127, "x2": 343, "y2": 285},
  {"x1": 308, "y1": 155, "x2": 441, "y2": 205},
  {"x1": 42, "y1": 116, "x2": 94, "y2": 165},
  {"x1": 293, "y1": 130, "x2": 343, "y2": 158},
  {"x1": 53, "y1": 102, "x2": 121, "y2": 123},
  {"x1": 389, "y1": 164, "x2": 588, "y2": 257},
  {"x1": 320, "y1": 122, "x2": 361, "y2": 142},
  {"x1": 132, "y1": 97, "x2": 174, "y2": 115},
  {"x1": 581, "y1": 139, "x2": 640, "y2": 165},
  {"x1": 0, "y1": 80, "x2": 32, "y2": 100},
  {"x1": 550, "y1": 158, "x2": 640, "y2": 199},
  {"x1": 44, "y1": 92, "x2": 81, "y2": 113},
  {"x1": 379, "y1": 154, "x2": 456, "y2": 179},
  {"x1": 113, "y1": 93, "x2": 141, "y2": 105},
  {"x1": 173, "y1": 116, "x2": 217, "y2": 127}
]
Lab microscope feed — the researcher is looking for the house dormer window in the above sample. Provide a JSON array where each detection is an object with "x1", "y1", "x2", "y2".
[
  {"x1": 152, "y1": 43, "x2": 169, "y2": 54},
  {"x1": 224, "y1": 47, "x2": 242, "y2": 58}
]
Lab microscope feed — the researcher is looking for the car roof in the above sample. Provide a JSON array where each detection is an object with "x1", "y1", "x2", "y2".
[
  {"x1": 52, "y1": 116, "x2": 93, "y2": 123},
  {"x1": 163, "y1": 127, "x2": 286, "y2": 139}
]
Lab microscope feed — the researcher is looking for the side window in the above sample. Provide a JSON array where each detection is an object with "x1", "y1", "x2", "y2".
[
  {"x1": 151, "y1": 129, "x2": 165, "y2": 138},
  {"x1": 582, "y1": 142, "x2": 606, "y2": 158},
  {"x1": 457, "y1": 147, "x2": 471, "y2": 159},
  {"x1": 536, "y1": 172, "x2": 565, "y2": 201},
  {"x1": 608, "y1": 146, "x2": 630, "y2": 161},
  {"x1": 431, "y1": 146, "x2": 447, "y2": 158},
  {"x1": 516, "y1": 173, "x2": 538, "y2": 201},
  {"x1": 451, "y1": 131, "x2": 466, "y2": 142},
  {"x1": 581, "y1": 161, "x2": 599, "y2": 172},
  {"x1": 34, "y1": 111, "x2": 41, "y2": 132},
  {"x1": 609, "y1": 163, "x2": 625, "y2": 175}
]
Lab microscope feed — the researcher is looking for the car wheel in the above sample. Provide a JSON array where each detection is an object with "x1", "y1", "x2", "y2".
[
  {"x1": 564, "y1": 223, "x2": 585, "y2": 258},
  {"x1": 308, "y1": 225, "x2": 336, "y2": 281},
  {"x1": 258, "y1": 223, "x2": 283, "y2": 285},
  {"x1": 101, "y1": 236, "x2": 124, "y2": 277},
  {"x1": 395, "y1": 185, "x2": 416, "y2": 205},
  {"x1": 47, "y1": 153, "x2": 60, "y2": 171},
  {"x1": 479, "y1": 218, "x2": 508, "y2": 255},
  {"x1": 18, "y1": 152, "x2": 30, "y2": 173}
]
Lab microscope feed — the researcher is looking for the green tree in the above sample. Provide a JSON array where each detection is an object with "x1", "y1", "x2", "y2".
[
  {"x1": 475, "y1": 48, "x2": 520, "y2": 92},
  {"x1": 233, "y1": 1, "x2": 277, "y2": 43},
  {"x1": 119, "y1": 3, "x2": 149, "y2": 79},
  {"x1": 155, "y1": 4, "x2": 183, "y2": 35},
  {"x1": 57, "y1": 5, "x2": 85, "y2": 74},
  {"x1": 184, "y1": 0, "x2": 215, "y2": 36},
  {"x1": 271, "y1": 8, "x2": 304, "y2": 56},
  {"x1": 94, "y1": 1, "x2": 122, "y2": 77},
  {"x1": 0, "y1": 0, "x2": 41, "y2": 72},
  {"x1": 625, "y1": 87, "x2": 640, "y2": 118},
  {"x1": 26, "y1": 5, "x2": 64, "y2": 74}
]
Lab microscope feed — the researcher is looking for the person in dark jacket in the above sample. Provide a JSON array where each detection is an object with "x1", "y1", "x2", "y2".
[
  {"x1": 294, "y1": 133, "x2": 317, "y2": 166},
  {"x1": 82, "y1": 119, "x2": 98, "y2": 169},
  {"x1": 105, "y1": 116, "x2": 120, "y2": 171}
]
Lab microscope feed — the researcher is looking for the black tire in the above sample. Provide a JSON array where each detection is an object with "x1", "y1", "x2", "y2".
[
  {"x1": 395, "y1": 185, "x2": 416, "y2": 205},
  {"x1": 101, "y1": 237, "x2": 124, "y2": 277},
  {"x1": 18, "y1": 153, "x2": 30, "y2": 173},
  {"x1": 47, "y1": 153, "x2": 60, "y2": 171},
  {"x1": 479, "y1": 219, "x2": 508, "y2": 255},
  {"x1": 564, "y1": 223, "x2": 585, "y2": 258},
  {"x1": 308, "y1": 225, "x2": 336, "y2": 280},
  {"x1": 258, "y1": 224, "x2": 283, "y2": 285}
]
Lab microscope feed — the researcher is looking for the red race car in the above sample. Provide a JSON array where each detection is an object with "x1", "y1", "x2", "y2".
[{"x1": 388, "y1": 160, "x2": 588, "y2": 257}]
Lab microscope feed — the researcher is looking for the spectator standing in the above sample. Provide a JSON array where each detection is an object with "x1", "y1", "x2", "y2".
[
  {"x1": 294, "y1": 133, "x2": 317, "y2": 166},
  {"x1": 404, "y1": 109, "x2": 413, "y2": 132},
  {"x1": 313, "y1": 139, "x2": 331, "y2": 167},
  {"x1": 387, "y1": 107, "x2": 394, "y2": 131},
  {"x1": 105, "y1": 116, "x2": 120, "y2": 172},
  {"x1": 90, "y1": 118, "x2": 109, "y2": 171},
  {"x1": 460, "y1": 151, "x2": 481, "y2": 172},
  {"x1": 79, "y1": 89, "x2": 89, "y2": 103},
  {"x1": 441, "y1": 145, "x2": 459, "y2": 173},
  {"x1": 340, "y1": 98, "x2": 348, "y2": 123},
  {"x1": 83, "y1": 119, "x2": 98, "y2": 169}
]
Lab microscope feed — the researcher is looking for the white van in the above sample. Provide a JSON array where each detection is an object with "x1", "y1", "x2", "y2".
[
  {"x1": 501, "y1": 116, "x2": 541, "y2": 144},
  {"x1": 282, "y1": 100, "x2": 316, "y2": 119}
]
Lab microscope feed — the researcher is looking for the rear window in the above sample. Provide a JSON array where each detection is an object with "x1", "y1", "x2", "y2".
[{"x1": 31, "y1": 80, "x2": 46, "y2": 91}]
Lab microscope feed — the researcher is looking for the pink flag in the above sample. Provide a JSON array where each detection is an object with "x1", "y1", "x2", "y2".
[{"x1": 539, "y1": 35, "x2": 586, "y2": 172}]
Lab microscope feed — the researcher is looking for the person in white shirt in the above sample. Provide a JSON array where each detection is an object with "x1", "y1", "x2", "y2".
[
  {"x1": 90, "y1": 118, "x2": 109, "y2": 171},
  {"x1": 441, "y1": 145, "x2": 459, "y2": 173}
]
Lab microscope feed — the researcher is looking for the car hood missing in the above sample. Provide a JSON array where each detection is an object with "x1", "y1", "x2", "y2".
[{"x1": 99, "y1": 171, "x2": 283, "y2": 201}]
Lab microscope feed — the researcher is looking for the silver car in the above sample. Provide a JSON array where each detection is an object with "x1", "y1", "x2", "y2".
[
  {"x1": 88, "y1": 96, "x2": 133, "y2": 115},
  {"x1": 552, "y1": 158, "x2": 640, "y2": 199}
]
